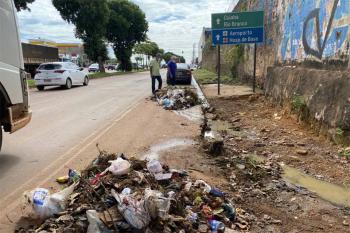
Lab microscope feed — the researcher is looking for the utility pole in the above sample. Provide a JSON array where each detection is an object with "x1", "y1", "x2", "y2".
[{"x1": 192, "y1": 43, "x2": 196, "y2": 65}]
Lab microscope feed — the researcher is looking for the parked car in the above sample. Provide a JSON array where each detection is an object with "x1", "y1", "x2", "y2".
[
  {"x1": 34, "y1": 62, "x2": 89, "y2": 90},
  {"x1": 88, "y1": 63, "x2": 99, "y2": 72},
  {"x1": 167, "y1": 63, "x2": 192, "y2": 85},
  {"x1": 107, "y1": 64, "x2": 119, "y2": 70},
  {"x1": 0, "y1": 0, "x2": 31, "y2": 150},
  {"x1": 107, "y1": 64, "x2": 115, "y2": 70}
]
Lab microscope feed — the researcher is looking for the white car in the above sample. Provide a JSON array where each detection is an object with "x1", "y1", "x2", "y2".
[
  {"x1": 34, "y1": 62, "x2": 89, "y2": 90},
  {"x1": 88, "y1": 63, "x2": 99, "y2": 72}
]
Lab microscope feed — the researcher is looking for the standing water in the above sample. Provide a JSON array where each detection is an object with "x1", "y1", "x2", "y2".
[{"x1": 282, "y1": 164, "x2": 350, "y2": 208}]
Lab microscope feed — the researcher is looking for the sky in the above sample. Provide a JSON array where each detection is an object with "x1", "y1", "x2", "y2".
[{"x1": 17, "y1": 0, "x2": 236, "y2": 63}]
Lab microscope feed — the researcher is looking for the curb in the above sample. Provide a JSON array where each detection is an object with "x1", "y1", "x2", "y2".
[{"x1": 192, "y1": 75, "x2": 210, "y2": 109}]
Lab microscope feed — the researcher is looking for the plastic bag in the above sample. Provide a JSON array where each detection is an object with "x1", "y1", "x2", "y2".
[
  {"x1": 111, "y1": 189, "x2": 150, "y2": 229},
  {"x1": 86, "y1": 210, "x2": 112, "y2": 233},
  {"x1": 194, "y1": 180, "x2": 211, "y2": 193},
  {"x1": 102, "y1": 157, "x2": 131, "y2": 176},
  {"x1": 23, "y1": 184, "x2": 76, "y2": 219},
  {"x1": 161, "y1": 98, "x2": 173, "y2": 108},
  {"x1": 144, "y1": 189, "x2": 171, "y2": 220},
  {"x1": 146, "y1": 160, "x2": 163, "y2": 174}
]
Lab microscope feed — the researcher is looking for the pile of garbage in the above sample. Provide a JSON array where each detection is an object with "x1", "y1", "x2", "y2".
[
  {"x1": 18, "y1": 149, "x2": 241, "y2": 233},
  {"x1": 155, "y1": 87, "x2": 200, "y2": 110}
]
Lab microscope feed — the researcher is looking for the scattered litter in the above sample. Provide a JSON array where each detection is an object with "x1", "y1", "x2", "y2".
[
  {"x1": 155, "y1": 87, "x2": 200, "y2": 110},
  {"x1": 19, "y1": 149, "x2": 241, "y2": 232},
  {"x1": 23, "y1": 184, "x2": 76, "y2": 220},
  {"x1": 101, "y1": 157, "x2": 131, "y2": 176}
]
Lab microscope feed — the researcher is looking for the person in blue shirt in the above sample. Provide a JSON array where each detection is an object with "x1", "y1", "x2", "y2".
[{"x1": 167, "y1": 56, "x2": 177, "y2": 86}]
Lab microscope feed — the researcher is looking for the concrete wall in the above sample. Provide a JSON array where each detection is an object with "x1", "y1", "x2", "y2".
[
  {"x1": 266, "y1": 66, "x2": 350, "y2": 142},
  {"x1": 232, "y1": 0, "x2": 350, "y2": 142}
]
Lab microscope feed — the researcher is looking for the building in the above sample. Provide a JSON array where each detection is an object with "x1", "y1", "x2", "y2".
[
  {"x1": 22, "y1": 43, "x2": 59, "y2": 77},
  {"x1": 28, "y1": 39, "x2": 85, "y2": 65},
  {"x1": 198, "y1": 27, "x2": 212, "y2": 64}
]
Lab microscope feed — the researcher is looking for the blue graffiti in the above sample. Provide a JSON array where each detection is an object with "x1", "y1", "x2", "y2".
[{"x1": 281, "y1": 0, "x2": 349, "y2": 60}]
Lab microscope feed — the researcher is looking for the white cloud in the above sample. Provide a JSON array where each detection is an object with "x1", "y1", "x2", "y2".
[{"x1": 17, "y1": 0, "x2": 232, "y2": 62}]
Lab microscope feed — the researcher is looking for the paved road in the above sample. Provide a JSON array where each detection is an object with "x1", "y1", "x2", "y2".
[{"x1": 0, "y1": 71, "x2": 158, "y2": 199}]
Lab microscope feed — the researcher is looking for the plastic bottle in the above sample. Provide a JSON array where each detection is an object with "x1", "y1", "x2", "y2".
[{"x1": 208, "y1": 220, "x2": 225, "y2": 233}]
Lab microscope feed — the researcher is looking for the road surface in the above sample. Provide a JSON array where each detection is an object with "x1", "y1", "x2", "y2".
[{"x1": 0, "y1": 71, "x2": 158, "y2": 200}]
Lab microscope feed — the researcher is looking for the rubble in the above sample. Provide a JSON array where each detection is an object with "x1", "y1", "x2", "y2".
[
  {"x1": 17, "y1": 147, "x2": 245, "y2": 233},
  {"x1": 155, "y1": 87, "x2": 200, "y2": 110}
]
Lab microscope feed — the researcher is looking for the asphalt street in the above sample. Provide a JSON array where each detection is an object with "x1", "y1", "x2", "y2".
[{"x1": 0, "y1": 71, "x2": 161, "y2": 200}]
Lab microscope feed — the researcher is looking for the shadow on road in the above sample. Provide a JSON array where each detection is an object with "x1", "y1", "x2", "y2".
[
  {"x1": 0, "y1": 154, "x2": 21, "y2": 177},
  {"x1": 34, "y1": 86, "x2": 82, "y2": 92}
]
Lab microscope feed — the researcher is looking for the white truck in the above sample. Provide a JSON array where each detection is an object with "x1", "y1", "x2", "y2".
[{"x1": 0, "y1": 0, "x2": 31, "y2": 149}]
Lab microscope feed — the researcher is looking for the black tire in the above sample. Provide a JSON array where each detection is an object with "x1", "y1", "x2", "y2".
[
  {"x1": 37, "y1": 86, "x2": 45, "y2": 91},
  {"x1": 83, "y1": 76, "x2": 89, "y2": 86},
  {"x1": 65, "y1": 78, "x2": 72, "y2": 89}
]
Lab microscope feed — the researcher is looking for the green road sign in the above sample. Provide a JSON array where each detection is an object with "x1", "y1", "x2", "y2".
[{"x1": 211, "y1": 11, "x2": 264, "y2": 29}]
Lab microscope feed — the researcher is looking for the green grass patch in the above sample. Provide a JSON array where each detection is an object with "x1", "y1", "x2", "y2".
[
  {"x1": 88, "y1": 71, "x2": 132, "y2": 79},
  {"x1": 27, "y1": 79, "x2": 36, "y2": 88},
  {"x1": 193, "y1": 69, "x2": 232, "y2": 85}
]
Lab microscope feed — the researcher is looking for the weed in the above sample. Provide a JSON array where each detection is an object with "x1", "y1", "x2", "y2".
[
  {"x1": 338, "y1": 148, "x2": 350, "y2": 159},
  {"x1": 291, "y1": 94, "x2": 306, "y2": 113}
]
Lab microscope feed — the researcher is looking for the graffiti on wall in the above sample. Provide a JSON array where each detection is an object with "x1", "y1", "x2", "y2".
[{"x1": 280, "y1": 0, "x2": 350, "y2": 61}]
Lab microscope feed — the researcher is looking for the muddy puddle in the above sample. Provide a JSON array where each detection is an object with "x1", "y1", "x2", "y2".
[
  {"x1": 142, "y1": 138, "x2": 195, "y2": 160},
  {"x1": 282, "y1": 164, "x2": 350, "y2": 208},
  {"x1": 208, "y1": 120, "x2": 245, "y2": 137},
  {"x1": 174, "y1": 105, "x2": 203, "y2": 123}
]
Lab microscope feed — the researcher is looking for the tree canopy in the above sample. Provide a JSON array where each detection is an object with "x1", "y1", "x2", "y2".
[
  {"x1": 163, "y1": 52, "x2": 186, "y2": 63},
  {"x1": 52, "y1": 0, "x2": 110, "y2": 71},
  {"x1": 106, "y1": 0, "x2": 148, "y2": 71},
  {"x1": 14, "y1": 0, "x2": 35, "y2": 11},
  {"x1": 134, "y1": 41, "x2": 162, "y2": 58}
]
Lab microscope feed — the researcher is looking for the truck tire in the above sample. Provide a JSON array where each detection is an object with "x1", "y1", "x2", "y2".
[
  {"x1": 0, "y1": 127, "x2": 2, "y2": 151},
  {"x1": 37, "y1": 86, "x2": 45, "y2": 91},
  {"x1": 65, "y1": 78, "x2": 72, "y2": 89}
]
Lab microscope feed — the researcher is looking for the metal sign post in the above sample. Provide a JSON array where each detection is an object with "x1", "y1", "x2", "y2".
[
  {"x1": 218, "y1": 45, "x2": 221, "y2": 95},
  {"x1": 253, "y1": 43, "x2": 257, "y2": 93},
  {"x1": 211, "y1": 11, "x2": 264, "y2": 94}
]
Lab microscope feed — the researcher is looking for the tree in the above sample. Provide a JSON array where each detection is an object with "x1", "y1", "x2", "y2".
[
  {"x1": 52, "y1": 0, "x2": 110, "y2": 72},
  {"x1": 134, "y1": 41, "x2": 163, "y2": 68},
  {"x1": 14, "y1": 0, "x2": 35, "y2": 11},
  {"x1": 163, "y1": 52, "x2": 186, "y2": 63},
  {"x1": 106, "y1": 0, "x2": 148, "y2": 71}
]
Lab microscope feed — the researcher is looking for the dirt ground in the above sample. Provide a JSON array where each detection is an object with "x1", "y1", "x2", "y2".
[
  {"x1": 201, "y1": 84, "x2": 256, "y2": 97},
  {"x1": 0, "y1": 98, "x2": 200, "y2": 232},
  {"x1": 5, "y1": 86, "x2": 350, "y2": 232},
  {"x1": 202, "y1": 92, "x2": 350, "y2": 232}
]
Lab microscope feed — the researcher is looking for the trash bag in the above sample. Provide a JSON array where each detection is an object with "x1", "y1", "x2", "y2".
[
  {"x1": 161, "y1": 98, "x2": 173, "y2": 108},
  {"x1": 86, "y1": 210, "x2": 113, "y2": 233},
  {"x1": 102, "y1": 157, "x2": 131, "y2": 176},
  {"x1": 111, "y1": 189, "x2": 150, "y2": 230},
  {"x1": 146, "y1": 160, "x2": 163, "y2": 174},
  {"x1": 23, "y1": 184, "x2": 76, "y2": 220},
  {"x1": 144, "y1": 189, "x2": 171, "y2": 220},
  {"x1": 194, "y1": 180, "x2": 211, "y2": 193}
]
